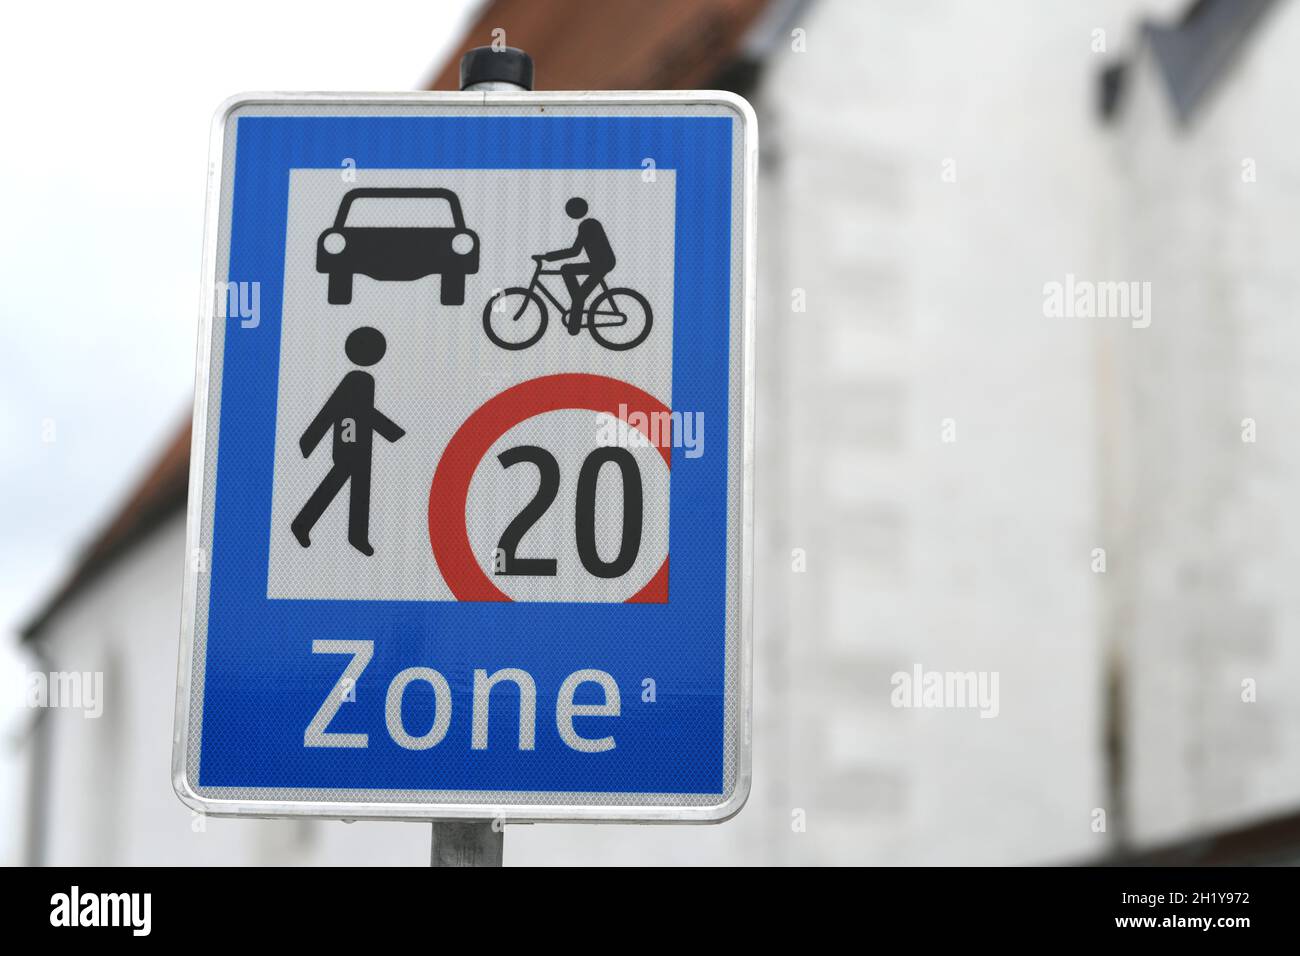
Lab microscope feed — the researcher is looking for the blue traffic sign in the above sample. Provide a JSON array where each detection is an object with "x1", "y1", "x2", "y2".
[{"x1": 173, "y1": 93, "x2": 755, "y2": 822}]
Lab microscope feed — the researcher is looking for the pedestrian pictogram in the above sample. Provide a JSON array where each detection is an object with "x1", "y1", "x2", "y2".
[{"x1": 291, "y1": 327, "x2": 405, "y2": 555}]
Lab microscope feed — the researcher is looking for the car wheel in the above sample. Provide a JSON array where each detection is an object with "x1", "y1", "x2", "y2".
[
  {"x1": 441, "y1": 272, "x2": 466, "y2": 306},
  {"x1": 328, "y1": 272, "x2": 353, "y2": 305}
]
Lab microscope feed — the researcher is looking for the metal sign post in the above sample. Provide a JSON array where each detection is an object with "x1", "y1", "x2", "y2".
[
  {"x1": 430, "y1": 819, "x2": 503, "y2": 867},
  {"x1": 431, "y1": 48, "x2": 534, "y2": 867},
  {"x1": 172, "y1": 44, "x2": 756, "y2": 866}
]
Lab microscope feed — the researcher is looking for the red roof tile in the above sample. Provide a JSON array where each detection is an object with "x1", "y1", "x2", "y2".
[{"x1": 427, "y1": 0, "x2": 770, "y2": 91}]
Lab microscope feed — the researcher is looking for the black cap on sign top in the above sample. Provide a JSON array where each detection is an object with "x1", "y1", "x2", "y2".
[{"x1": 459, "y1": 46, "x2": 535, "y2": 91}]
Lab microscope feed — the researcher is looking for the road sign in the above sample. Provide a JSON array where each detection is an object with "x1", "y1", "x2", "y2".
[{"x1": 173, "y1": 92, "x2": 755, "y2": 822}]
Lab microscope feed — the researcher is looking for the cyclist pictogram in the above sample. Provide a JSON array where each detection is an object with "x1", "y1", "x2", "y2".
[{"x1": 482, "y1": 197, "x2": 653, "y2": 351}]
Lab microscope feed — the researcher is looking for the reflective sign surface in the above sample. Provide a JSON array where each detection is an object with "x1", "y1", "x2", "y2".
[{"x1": 174, "y1": 93, "x2": 755, "y2": 821}]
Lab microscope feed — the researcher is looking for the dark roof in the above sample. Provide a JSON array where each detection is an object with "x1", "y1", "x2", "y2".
[
  {"x1": 21, "y1": 0, "x2": 777, "y2": 641},
  {"x1": 1106, "y1": 805, "x2": 1300, "y2": 865},
  {"x1": 1100, "y1": 0, "x2": 1280, "y2": 123}
]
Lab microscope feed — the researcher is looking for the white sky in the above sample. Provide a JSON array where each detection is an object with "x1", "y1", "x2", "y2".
[{"x1": 0, "y1": 0, "x2": 477, "y2": 863}]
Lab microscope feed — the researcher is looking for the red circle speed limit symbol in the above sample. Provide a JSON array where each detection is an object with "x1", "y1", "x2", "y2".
[{"x1": 429, "y1": 373, "x2": 671, "y2": 602}]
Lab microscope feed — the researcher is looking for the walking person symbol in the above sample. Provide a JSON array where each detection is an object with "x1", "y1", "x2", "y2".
[{"x1": 291, "y1": 327, "x2": 404, "y2": 556}]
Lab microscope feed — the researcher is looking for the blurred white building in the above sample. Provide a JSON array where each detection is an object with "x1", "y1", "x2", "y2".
[
  {"x1": 17, "y1": 0, "x2": 1300, "y2": 865},
  {"x1": 1099, "y1": 0, "x2": 1300, "y2": 853}
]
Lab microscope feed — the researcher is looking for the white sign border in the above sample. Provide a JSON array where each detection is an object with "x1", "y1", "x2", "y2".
[{"x1": 171, "y1": 91, "x2": 756, "y2": 824}]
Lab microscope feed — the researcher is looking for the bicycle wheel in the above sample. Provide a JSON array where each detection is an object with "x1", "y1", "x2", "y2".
[
  {"x1": 483, "y1": 287, "x2": 548, "y2": 350},
  {"x1": 587, "y1": 288, "x2": 653, "y2": 351}
]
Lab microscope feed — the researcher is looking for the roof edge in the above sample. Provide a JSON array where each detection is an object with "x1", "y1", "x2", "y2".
[{"x1": 21, "y1": 422, "x2": 191, "y2": 641}]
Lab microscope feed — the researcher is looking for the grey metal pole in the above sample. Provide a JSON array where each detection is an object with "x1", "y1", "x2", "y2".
[
  {"x1": 430, "y1": 820, "x2": 503, "y2": 866},
  {"x1": 425, "y1": 44, "x2": 535, "y2": 870}
]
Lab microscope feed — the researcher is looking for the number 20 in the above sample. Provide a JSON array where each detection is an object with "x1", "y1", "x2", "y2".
[{"x1": 495, "y1": 445, "x2": 644, "y2": 578}]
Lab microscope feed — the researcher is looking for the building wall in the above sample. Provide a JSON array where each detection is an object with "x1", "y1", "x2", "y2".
[
  {"x1": 35, "y1": 513, "x2": 427, "y2": 865},
  {"x1": 1105, "y1": 0, "x2": 1300, "y2": 847},
  {"x1": 738, "y1": 0, "x2": 1141, "y2": 864}
]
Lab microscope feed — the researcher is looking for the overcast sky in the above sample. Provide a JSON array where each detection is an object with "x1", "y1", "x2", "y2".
[{"x1": 0, "y1": 0, "x2": 475, "y2": 862}]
